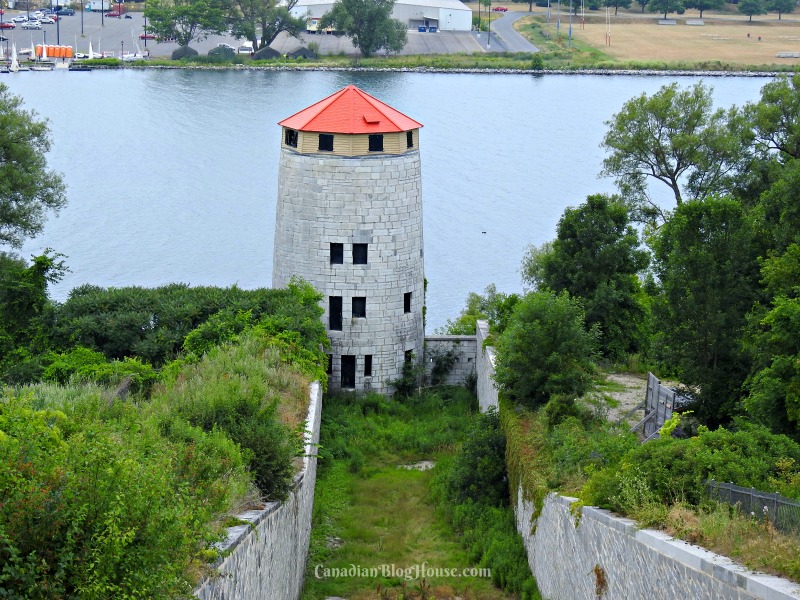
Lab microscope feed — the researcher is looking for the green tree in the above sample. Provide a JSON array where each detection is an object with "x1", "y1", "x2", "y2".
[
  {"x1": 635, "y1": 0, "x2": 648, "y2": 12},
  {"x1": 437, "y1": 284, "x2": 520, "y2": 336},
  {"x1": 320, "y1": 0, "x2": 407, "y2": 57},
  {"x1": 647, "y1": 0, "x2": 683, "y2": 18},
  {"x1": 744, "y1": 245, "x2": 800, "y2": 436},
  {"x1": 600, "y1": 82, "x2": 749, "y2": 222},
  {"x1": 767, "y1": 0, "x2": 794, "y2": 18},
  {"x1": 744, "y1": 74, "x2": 800, "y2": 161},
  {"x1": 651, "y1": 197, "x2": 760, "y2": 427},
  {"x1": 738, "y1": 0, "x2": 766, "y2": 20},
  {"x1": 144, "y1": 0, "x2": 229, "y2": 48},
  {"x1": 684, "y1": 0, "x2": 724, "y2": 18},
  {"x1": 493, "y1": 290, "x2": 599, "y2": 409},
  {"x1": 228, "y1": 0, "x2": 306, "y2": 50},
  {"x1": 0, "y1": 84, "x2": 66, "y2": 250},
  {"x1": 604, "y1": 0, "x2": 633, "y2": 15},
  {"x1": 522, "y1": 194, "x2": 649, "y2": 360}
]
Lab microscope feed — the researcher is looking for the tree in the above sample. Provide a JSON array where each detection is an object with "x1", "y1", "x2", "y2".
[
  {"x1": 228, "y1": 0, "x2": 306, "y2": 51},
  {"x1": 320, "y1": 0, "x2": 407, "y2": 57},
  {"x1": 647, "y1": 0, "x2": 683, "y2": 18},
  {"x1": 744, "y1": 244, "x2": 800, "y2": 436},
  {"x1": 767, "y1": 0, "x2": 794, "y2": 19},
  {"x1": 493, "y1": 290, "x2": 599, "y2": 409},
  {"x1": 437, "y1": 284, "x2": 520, "y2": 336},
  {"x1": 738, "y1": 0, "x2": 766, "y2": 20},
  {"x1": 604, "y1": 0, "x2": 633, "y2": 16},
  {"x1": 600, "y1": 82, "x2": 749, "y2": 222},
  {"x1": 635, "y1": 0, "x2": 648, "y2": 13},
  {"x1": 144, "y1": 0, "x2": 229, "y2": 48},
  {"x1": 744, "y1": 74, "x2": 800, "y2": 161},
  {"x1": 684, "y1": 0, "x2": 724, "y2": 18},
  {"x1": 650, "y1": 197, "x2": 760, "y2": 427},
  {"x1": 522, "y1": 194, "x2": 649, "y2": 360},
  {"x1": 0, "y1": 84, "x2": 66, "y2": 250}
]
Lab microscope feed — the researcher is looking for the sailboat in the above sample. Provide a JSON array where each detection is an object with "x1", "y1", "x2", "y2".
[
  {"x1": 30, "y1": 44, "x2": 54, "y2": 71},
  {"x1": 9, "y1": 44, "x2": 19, "y2": 72}
]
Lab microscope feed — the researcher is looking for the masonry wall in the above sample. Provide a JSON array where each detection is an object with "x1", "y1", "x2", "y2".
[
  {"x1": 194, "y1": 382, "x2": 322, "y2": 600},
  {"x1": 476, "y1": 320, "x2": 499, "y2": 412},
  {"x1": 423, "y1": 335, "x2": 477, "y2": 386},
  {"x1": 515, "y1": 491, "x2": 800, "y2": 600},
  {"x1": 273, "y1": 149, "x2": 425, "y2": 395}
]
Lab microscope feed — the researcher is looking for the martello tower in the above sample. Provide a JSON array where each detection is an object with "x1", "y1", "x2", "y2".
[{"x1": 272, "y1": 85, "x2": 425, "y2": 394}]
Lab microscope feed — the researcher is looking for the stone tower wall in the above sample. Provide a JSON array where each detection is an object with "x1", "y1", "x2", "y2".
[{"x1": 273, "y1": 149, "x2": 424, "y2": 394}]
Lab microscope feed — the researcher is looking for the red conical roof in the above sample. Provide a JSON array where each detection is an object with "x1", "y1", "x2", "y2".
[{"x1": 278, "y1": 85, "x2": 423, "y2": 134}]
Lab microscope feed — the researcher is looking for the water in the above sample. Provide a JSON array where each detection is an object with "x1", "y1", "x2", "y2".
[{"x1": 6, "y1": 69, "x2": 771, "y2": 330}]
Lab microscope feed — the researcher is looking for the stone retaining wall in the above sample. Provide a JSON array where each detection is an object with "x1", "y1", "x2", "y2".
[
  {"x1": 194, "y1": 382, "x2": 322, "y2": 600},
  {"x1": 423, "y1": 335, "x2": 477, "y2": 387},
  {"x1": 515, "y1": 490, "x2": 800, "y2": 600}
]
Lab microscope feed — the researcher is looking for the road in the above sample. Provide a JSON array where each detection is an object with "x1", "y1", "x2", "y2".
[{"x1": 0, "y1": 7, "x2": 538, "y2": 59}]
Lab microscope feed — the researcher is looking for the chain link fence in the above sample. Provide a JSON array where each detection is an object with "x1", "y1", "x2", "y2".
[{"x1": 707, "y1": 479, "x2": 800, "y2": 536}]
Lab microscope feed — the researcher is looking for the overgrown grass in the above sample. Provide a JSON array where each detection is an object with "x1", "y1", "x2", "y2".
[
  {"x1": 503, "y1": 373, "x2": 800, "y2": 583},
  {"x1": 303, "y1": 388, "x2": 530, "y2": 599}
]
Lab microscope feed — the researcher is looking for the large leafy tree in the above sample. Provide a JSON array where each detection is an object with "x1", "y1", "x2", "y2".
[
  {"x1": 0, "y1": 84, "x2": 66, "y2": 250},
  {"x1": 738, "y1": 0, "x2": 767, "y2": 20},
  {"x1": 229, "y1": 0, "x2": 306, "y2": 50},
  {"x1": 744, "y1": 245, "x2": 800, "y2": 437},
  {"x1": 603, "y1": 0, "x2": 633, "y2": 16},
  {"x1": 320, "y1": 0, "x2": 407, "y2": 57},
  {"x1": 651, "y1": 197, "x2": 761, "y2": 427},
  {"x1": 600, "y1": 82, "x2": 750, "y2": 222},
  {"x1": 522, "y1": 194, "x2": 649, "y2": 360},
  {"x1": 647, "y1": 0, "x2": 683, "y2": 18},
  {"x1": 767, "y1": 0, "x2": 795, "y2": 18},
  {"x1": 684, "y1": 0, "x2": 724, "y2": 18},
  {"x1": 745, "y1": 74, "x2": 800, "y2": 162},
  {"x1": 437, "y1": 283, "x2": 520, "y2": 336},
  {"x1": 145, "y1": 0, "x2": 229, "y2": 47},
  {"x1": 493, "y1": 290, "x2": 599, "y2": 410}
]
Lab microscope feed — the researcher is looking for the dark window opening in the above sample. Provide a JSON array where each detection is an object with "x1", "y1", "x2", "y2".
[
  {"x1": 364, "y1": 355, "x2": 373, "y2": 377},
  {"x1": 329, "y1": 296, "x2": 342, "y2": 331},
  {"x1": 326, "y1": 354, "x2": 333, "y2": 375},
  {"x1": 404, "y1": 292, "x2": 412, "y2": 314},
  {"x1": 353, "y1": 243, "x2": 368, "y2": 265},
  {"x1": 368, "y1": 134, "x2": 384, "y2": 152},
  {"x1": 406, "y1": 131, "x2": 414, "y2": 148},
  {"x1": 352, "y1": 297, "x2": 366, "y2": 319},
  {"x1": 404, "y1": 350, "x2": 413, "y2": 364},
  {"x1": 330, "y1": 243, "x2": 343, "y2": 264},
  {"x1": 284, "y1": 128, "x2": 298, "y2": 148},
  {"x1": 319, "y1": 133, "x2": 334, "y2": 152},
  {"x1": 341, "y1": 355, "x2": 356, "y2": 388}
]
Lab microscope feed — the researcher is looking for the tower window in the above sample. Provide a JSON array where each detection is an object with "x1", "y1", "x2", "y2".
[
  {"x1": 364, "y1": 354, "x2": 373, "y2": 377},
  {"x1": 326, "y1": 354, "x2": 333, "y2": 375},
  {"x1": 330, "y1": 243, "x2": 343, "y2": 264},
  {"x1": 353, "y1": 243, "x2": 368, "y2": 265},
  {"x1": 368, "y1": 134, "x2": 384, "y2": 152},
  {"x1": 405, "y1": 349, "x2": 413, "y2": 364},
  {"x1": 406, "y1": 131, "x2": 414, "y2": 148},
  {"x1": 352, "y1": 297, "x2": 366, "y2": 319},
  {"x1": 329, "y1": 296, "x2": 342, "y2": 331},
  {"x1": 319, "y1": 134, "x2": 334, "y2": 152},
  {"x1": 404, "y1": 292, "x2": 412, "y2": 313},
  {"x1": 284, "y1": 128, "x2": 298, "y2": 148}
]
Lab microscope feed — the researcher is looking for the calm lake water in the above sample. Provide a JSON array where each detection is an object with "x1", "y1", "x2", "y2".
[{"x1": 7, "y1": 69, "x2": 772, "y2": 330}]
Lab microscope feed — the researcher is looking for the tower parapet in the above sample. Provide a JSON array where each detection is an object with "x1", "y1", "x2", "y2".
[{"x1": 273, "y1": 85, "x2": 424, "y2": 394}]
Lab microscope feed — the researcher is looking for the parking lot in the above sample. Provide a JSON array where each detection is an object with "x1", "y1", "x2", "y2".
[{"x1": 0, "y1": 7, "x2": 515, "y2": 59}]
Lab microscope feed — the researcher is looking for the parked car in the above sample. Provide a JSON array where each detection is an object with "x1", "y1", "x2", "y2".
[
  {"x1": 21, "y1": 20, "x2": 42, "y2": 29},
  {"x1": 492, "y1": 6, "x2": 508, "y2": 10},
  {"x1": 12, "y1": 15, "x2": 28, "y2": 22},
  {"x1": 56, "y1": 8, "x2": 76, "y2": 14},
  {"x1": 139, "y1": 32, "x2": 156, "y2": 39},
  {"x1": 0, "y1": 21, "x2": 15, "y2": 29},
  {"x1": 217, "y1": 42, "x2": 236, "y2": 52},
  {"x1": 106, "y1": 11, "x2": 122, "y2": 17},
  {"x1": 40, "y1": 16, "x2": 56, "y2": 23}
]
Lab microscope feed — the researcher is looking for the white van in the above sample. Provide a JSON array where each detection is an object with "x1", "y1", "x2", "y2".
[{"x1": 237, "y1": 42, "x2": 253, "y2": 54}]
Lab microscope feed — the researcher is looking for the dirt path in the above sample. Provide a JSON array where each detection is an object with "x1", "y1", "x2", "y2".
[{"x1": 598, "y1": 372, "x2": 648, "y2": 425}]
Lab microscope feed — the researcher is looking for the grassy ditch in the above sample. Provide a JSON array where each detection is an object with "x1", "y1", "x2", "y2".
[
  {"x1": 502, "y1": 374, "x2": 800, "y2": 583},
  {"x1": 303, "y1": 389, "x2": 538, "y2": 599}
]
